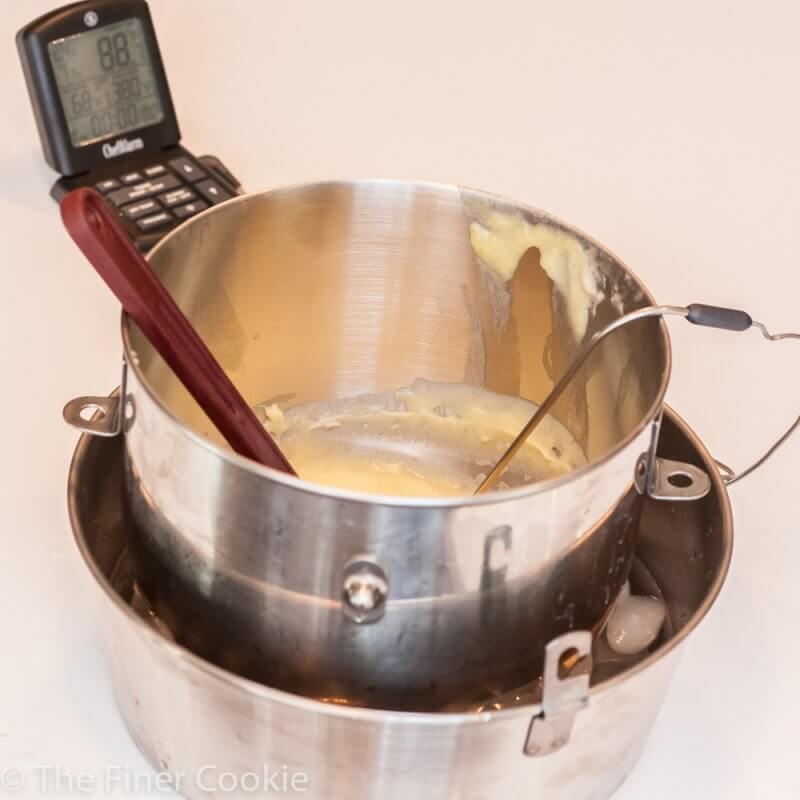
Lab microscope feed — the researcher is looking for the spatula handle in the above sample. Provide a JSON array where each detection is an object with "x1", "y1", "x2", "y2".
[{"x1": 60, "y1": 187, "x2": 296, "y2": 475}]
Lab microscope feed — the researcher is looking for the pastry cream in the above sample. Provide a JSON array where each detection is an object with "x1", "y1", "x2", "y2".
[
  {"x1": 259, "y1": 379, "x2": 586, "y2": 497},
  {"x1": 469, "y1": 212, "x2": 603, "y2": 341}
]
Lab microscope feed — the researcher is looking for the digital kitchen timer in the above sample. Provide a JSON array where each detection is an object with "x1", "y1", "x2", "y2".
[{"x1": 17, "y1": 0, "x2": 242, "y2": 251}]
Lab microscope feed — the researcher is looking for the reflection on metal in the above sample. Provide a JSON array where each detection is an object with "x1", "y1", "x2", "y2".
[{"x1": 481, "y1": 525, "x2": 513, "y2": 585}]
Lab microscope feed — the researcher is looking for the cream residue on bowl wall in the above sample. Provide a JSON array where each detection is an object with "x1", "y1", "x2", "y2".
[
  {"x1": 468, "y1": 211, "x2": 604, "y2": 342},
  {"x1": 257, "y1": 379, "x2": 587, "y2": 497}
]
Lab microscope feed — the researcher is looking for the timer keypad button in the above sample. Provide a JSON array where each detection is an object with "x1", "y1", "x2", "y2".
[
  {"x1": 120, "y1": 171, "x2": 144, "y2": 185},
  {"x1": 196, "y1": 179, "x2": 232, "y2": 205},
  {"x1": 173, "y1": 200, "x2": 209, "y2": 219},
  {"x1": 168, "y1": 157, "x2": 206, "y2": 183},
  {"x1": 136, "y1": 211, "x2": 173, "y2": 231},
  {"x1": 108, "y1": 175, "x2": 181, "y2": 207},
  {"x1": 121, "y1": 198, "x2": 161, "y2": 220},
  {"x1": 96, "y1": 178, "x2": 121, "y2": 193},
  {"x1": 159, "y1": 187, "x2": 196, "y2": 208},
  {"x1": 143, "y1": 164, "x2": 167, "y2": 178}
]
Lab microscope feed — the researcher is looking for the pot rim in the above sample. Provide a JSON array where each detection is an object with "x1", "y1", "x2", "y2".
[
  {"x1": 120, "y1": 177, "x2": 672, "y2": 509},
  {"x1": 67, "y1": 404, "x2": 732, "y2": 724}
]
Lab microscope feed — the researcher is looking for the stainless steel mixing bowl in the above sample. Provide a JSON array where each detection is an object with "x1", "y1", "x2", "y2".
[
  {"x1": 68, "y1": 180, "x2": 675, "y2": 708},
  {"x1": 68, "y1": 408, "x2": 732, "y2": 800}
]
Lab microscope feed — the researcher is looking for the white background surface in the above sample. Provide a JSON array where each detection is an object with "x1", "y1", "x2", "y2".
[{"x1": 1, "y1": 1, "x2": 799, "y2": 797}]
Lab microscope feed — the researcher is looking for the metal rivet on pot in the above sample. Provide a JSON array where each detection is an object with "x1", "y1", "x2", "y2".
[{"x1": 341, "y1": 557, "x2": 388, "y2": 624}]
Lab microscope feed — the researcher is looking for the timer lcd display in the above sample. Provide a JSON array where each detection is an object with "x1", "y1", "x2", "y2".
[{"x1": 47, "y1": 17, "x2": 164, "y2": 147}]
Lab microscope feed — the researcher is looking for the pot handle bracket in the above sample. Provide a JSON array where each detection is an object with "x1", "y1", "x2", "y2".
[
  {"x1": 634, "y1": 411, "x2": 712, "y2": 501},
  {"x1": 63, "y1": 359, "x2": 127, "y2": 437},
  {"x1": 523, "y1": 630, "x2": 592, "y2": 757}
]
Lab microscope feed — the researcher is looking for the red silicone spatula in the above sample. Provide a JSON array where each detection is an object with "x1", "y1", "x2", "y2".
[{"x1": 61, "y1": 187, "x2": 297, "y2": 475}]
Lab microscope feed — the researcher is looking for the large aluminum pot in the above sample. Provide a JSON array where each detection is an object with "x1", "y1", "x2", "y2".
[
  {"x1": 68, "y1": 180, "x2": 673, "y2": 709},
  {"x1": 67, "y1": 409, "x2": 732, "y2": 800}
]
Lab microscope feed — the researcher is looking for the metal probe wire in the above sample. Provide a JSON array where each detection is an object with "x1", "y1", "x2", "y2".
[
  {"x1": 724, "y1": 319, "x2": 800, "y2": 485},
  {"x1": 475, "y1": 307, "x2": 800, "y2": 494},
  {"x1": 474, "y1": 306, "x2": 689, "y2": 494}
]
